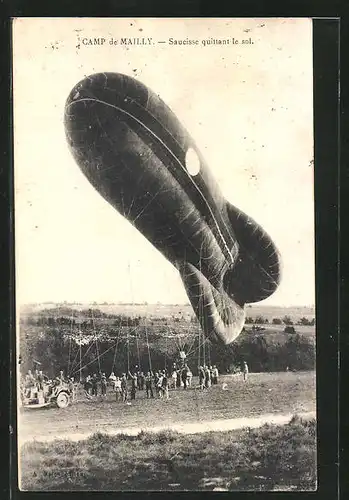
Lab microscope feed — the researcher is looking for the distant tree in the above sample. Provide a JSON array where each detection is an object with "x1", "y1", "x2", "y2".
[
  {"x1": 283, "y1": 333, "x2": 315, "y2": 370},
  {"x1": 245, "y1": 316, "x2": 254, "y2": 324},
  {"x1": 254, "y1": 315, "x2": 266, "y2": 324},
  {"x1": 310, "y1": 318, "x2": 315, "y2": 326},
  {"x1": 283, "y1": 315, "x2": 293, "y2": 325},
  {"x1": 298, "y1": 317, "x2": 311, "y2": 326},
  {"x1": 272, "y1": 318, "x2": 282, "y2": 325}
]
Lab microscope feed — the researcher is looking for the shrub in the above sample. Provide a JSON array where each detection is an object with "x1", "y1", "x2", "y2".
[
  {"x1": 272, "y1": 318, "x2": 282, "y2": 325},
  {"x1": 282, "y1": 315, "x2": 293, "y2": 325}
]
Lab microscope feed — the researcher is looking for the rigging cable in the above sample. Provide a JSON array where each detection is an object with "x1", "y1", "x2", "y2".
[
  {"x1": 67, "y1": 309, "x2": 74, "y2": 377},
  {"x1": 69, "y1": 329, "x2": 96, "y2": 375},
  {"x1": 70, "y1": 326, "x2": 138, "y2": 376},
  {"x1": 91, "y1": 308, "x2": 101, "y2": 374},
  {"x1": 129, "y1": 260, "x2": 141, "y2": 371},
  {"x1": 111, "y1": 322, "x2": 121, "y2": 373},
  {"x1": 145, "y1": 303, "x2": 152, "y2": 373}
]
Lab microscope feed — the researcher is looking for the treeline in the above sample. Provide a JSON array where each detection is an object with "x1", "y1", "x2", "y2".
[
  {"x1": 24, "y1": 314, "x2": 141, "y2": 328},
  {"x1": 24, "y1": 312, "x2": 315, "y2": 329},
  {"x1": 19, "y1": 327, "x2": 315, "y2": 379},
  {"x1": 245, "y1": 315, "x2": 315, "y2": 326}
]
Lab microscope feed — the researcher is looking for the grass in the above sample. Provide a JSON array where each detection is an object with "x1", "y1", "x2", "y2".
[
  {"x1": 19, "y1": 371, "x2": 316, "y2": 438},
  {"x1": 19, "y1": 415, "x2": 317, "y2": 491}
]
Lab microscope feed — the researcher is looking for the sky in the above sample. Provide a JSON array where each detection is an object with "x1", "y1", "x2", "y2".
[{"x1": 13, "y1": 18, "x2": 314, "y2": 307}]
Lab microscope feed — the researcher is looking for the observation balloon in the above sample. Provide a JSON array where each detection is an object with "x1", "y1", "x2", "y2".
[{"x1": 64, "y1": 72, "x2": 281, "y2": 345}]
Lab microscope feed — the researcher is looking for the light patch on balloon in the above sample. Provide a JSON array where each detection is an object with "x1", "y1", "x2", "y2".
[{"x1": 185, "y1": 147, "x2": 201, "y2": 176}]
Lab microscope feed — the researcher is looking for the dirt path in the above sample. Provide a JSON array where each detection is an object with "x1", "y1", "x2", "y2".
[{"x1": 18, "y1": 410, "x2": 315, "y2": 446}]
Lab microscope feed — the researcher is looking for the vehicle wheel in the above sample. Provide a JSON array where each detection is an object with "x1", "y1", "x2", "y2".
[{"x1": 56, "y1": 391, "x2": 70, "y2": 408}]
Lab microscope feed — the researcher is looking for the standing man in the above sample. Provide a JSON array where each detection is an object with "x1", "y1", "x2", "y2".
[
  {"x1": 136, "y1": 371, "x2": 141, "y2": 390},
  {"x1": 139, "y1": 371, "x2": 145, "y2": 391},
  {"x1": 171, "y1": 368, "x2": 177, "y2": 389},
  {"x1": 114, "y1": 376, "x2": 122, "y2": 401},
  {"x1": 128, "y1": 371, "x2": 137, "y2": 401},
  {"x1": 198, "y1": 366, "x2": 205, "y2": 389},
  {"x1": 68, "y1": 377, "x2": 75, "y2": 402},
  {"x1": 121, "y1": 373, "x2": 128, "y2": 402},
  {"x1": 181, "y1": 364, "x2": 188, "y2": 390},
  {"x1": 204, "y1": 365, "x2": 211, "y2": 389},
  {"x1": 176, "y1": 368, "x2": 181, "y2": 388},
  {"x1": 161, "y1": 370, "x2": 169, "y2": 400},
  {"x1": 156, "y1": 372, "x2": 164, "y2": 398},
  {"x1": 212, "y1": 365, "x2": 219, "y2": 385},
  {"x1": 145, "y1": 371, "x2": 154, "y2": 399},
  {"x1": 37, "y1": 370, "x2": 44, "y2": 391},
  {"x1": 242, "y1": 361, "x2": 249, "y2": 381},
  {"x1": 91, "y1": 373, "x2": 98, "y2": 396},
  {"x1": 84, "y1": 374, "x2": 92, "y2": 396},
  {"x1": 101, "y1": 373, "x2": 107, "y2": 397},
  {"x1": 187, "y1": 366, "x2": 193, "y2": 387},
  {"x1": 109, "y1": 371, "x2": 117, "y2": 391}
]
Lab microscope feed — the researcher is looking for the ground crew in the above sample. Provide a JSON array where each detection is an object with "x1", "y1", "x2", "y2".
[
  {"x1": 156, "y1": 372, "x2": 164, "y2": 398},
  {"x1": 242, "y1": 361, "x2": 249, "y2": 381},
  {"x1": 181, "y1": 364, "x2": 189, "y2": 389},
  {"x1": 212, "y1": 365, "x2": 219, "y2": 385},
  {"x1": 205, "y1": 365, "x2": 211, "y2": 388},
  {"x1": 139, "y1": 371, "x2": 145, "y2": 390},
  {"x1": 84, "y1": 374, "x2": 92, "y2": 395},
  {"x1": 161, "y1": 370, "x2": 169, "y2": 400},
  {"x1": 101, "y1": 373, "x2": 107, "y2": 397},
  {"x1": 114, "y1": 376, "x2": 122, "y2": 401},
  {"x1": 145, "y1": 371, "x2": 154, "y2": 399},
  {"x1": 91, "y1": 373, "x2": 98, "y2": 396},
  {"x1": 198, "y1": 365, "x2": 205, "y2": 389},
  {"x1": 109, "y1": 371, "x2": 117, "y2": 390},
  {"x1": 121, "y1": 373, "x2": 128, "y2": 402},
  {"x1": 128, "y1": 371, "x2": 137, "y2": 400}
]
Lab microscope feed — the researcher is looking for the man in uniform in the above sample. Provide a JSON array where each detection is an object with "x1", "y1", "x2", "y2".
[
  {"x1": 156, "y1": 372, "x2": 164, "y2": 398},
  {"x1": 181, "y1": 364, "x2": 189, "y2": 390},
  {"x1": 101, "y1": 373, "x2": 107, "y2": 397},
  {"x1": 198, "y1": 365, "x2": 205, "y2": 389},
  {"x1": 139, "y1": 371, "x2": 145, "y2": 391},
  {"x1": 242, "y1": 361, "x2": 249, "y2": 381},
  {"x1": 128, "y1": 371, "x2": 137, "y2": 401},
  {"x1": 114, "y1": 376, "x2": 122, "y2": 401},
  {"x1": 91, "y1": 373, "x2": 98, "y2": 396},
  {"x1": 121, "y1": 373, "x2": 128, "y2": 402},
  {"x1": 161, "y1": 370, "x2": 169, "y2": 400},
  {"x1": 109, "y1": 371, "x2": 117, "y2": 390},
  {"x1": 204, "y1": 365, "x2": 211, "y2": 389},
  {"x1": 145, "y1": 371, "x2": 154, "y2": 399}
]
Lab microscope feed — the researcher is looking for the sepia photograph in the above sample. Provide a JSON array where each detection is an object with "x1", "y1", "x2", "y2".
[{"x1": 13, "y1": 17, "x2": 316, "y2": 491}]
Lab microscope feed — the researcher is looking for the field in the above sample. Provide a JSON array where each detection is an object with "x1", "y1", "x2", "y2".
[
  {"x1": 18, "y1": 303, "x2": 317, "y2": 491},
  {"x1": 20, "y1": 415, "x2": 316, "y2": 491},
  {"x1": 19, "y1": 371, "x2": 316, "y2": 442}
]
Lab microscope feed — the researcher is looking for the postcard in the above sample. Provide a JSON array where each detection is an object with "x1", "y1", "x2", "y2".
[{"x1": 13, "y1": 17, "x2": 316, "y2": 491}]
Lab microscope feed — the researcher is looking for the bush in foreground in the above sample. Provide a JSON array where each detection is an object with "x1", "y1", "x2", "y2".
[{"x1": 20, "y1": 416, "x2": 316, "y2": 491}]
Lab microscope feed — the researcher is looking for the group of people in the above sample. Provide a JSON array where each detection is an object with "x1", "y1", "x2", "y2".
[
  {"x1": 84, "y1": 370, "x2": 171, "y2": 401},
  {"x1": 198, "y1": 365, "x2": 219, "y2": 389},
  {"x1": 21, "y1": 368, "x2": 75, "y2": 400},
  {"x1": 81, "y1": 362, "x2": 220, "y2": 403},
  {"x1": 23, "y1": 369, "x2": 49, "y2": 392},
  {"x1": 21, "y1": 359, "x2": 247, "y2": 405}
]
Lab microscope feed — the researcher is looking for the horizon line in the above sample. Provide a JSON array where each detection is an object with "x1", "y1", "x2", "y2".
[{"x1": 21, "y1": 301, "x2": 316, "y2": 308}]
